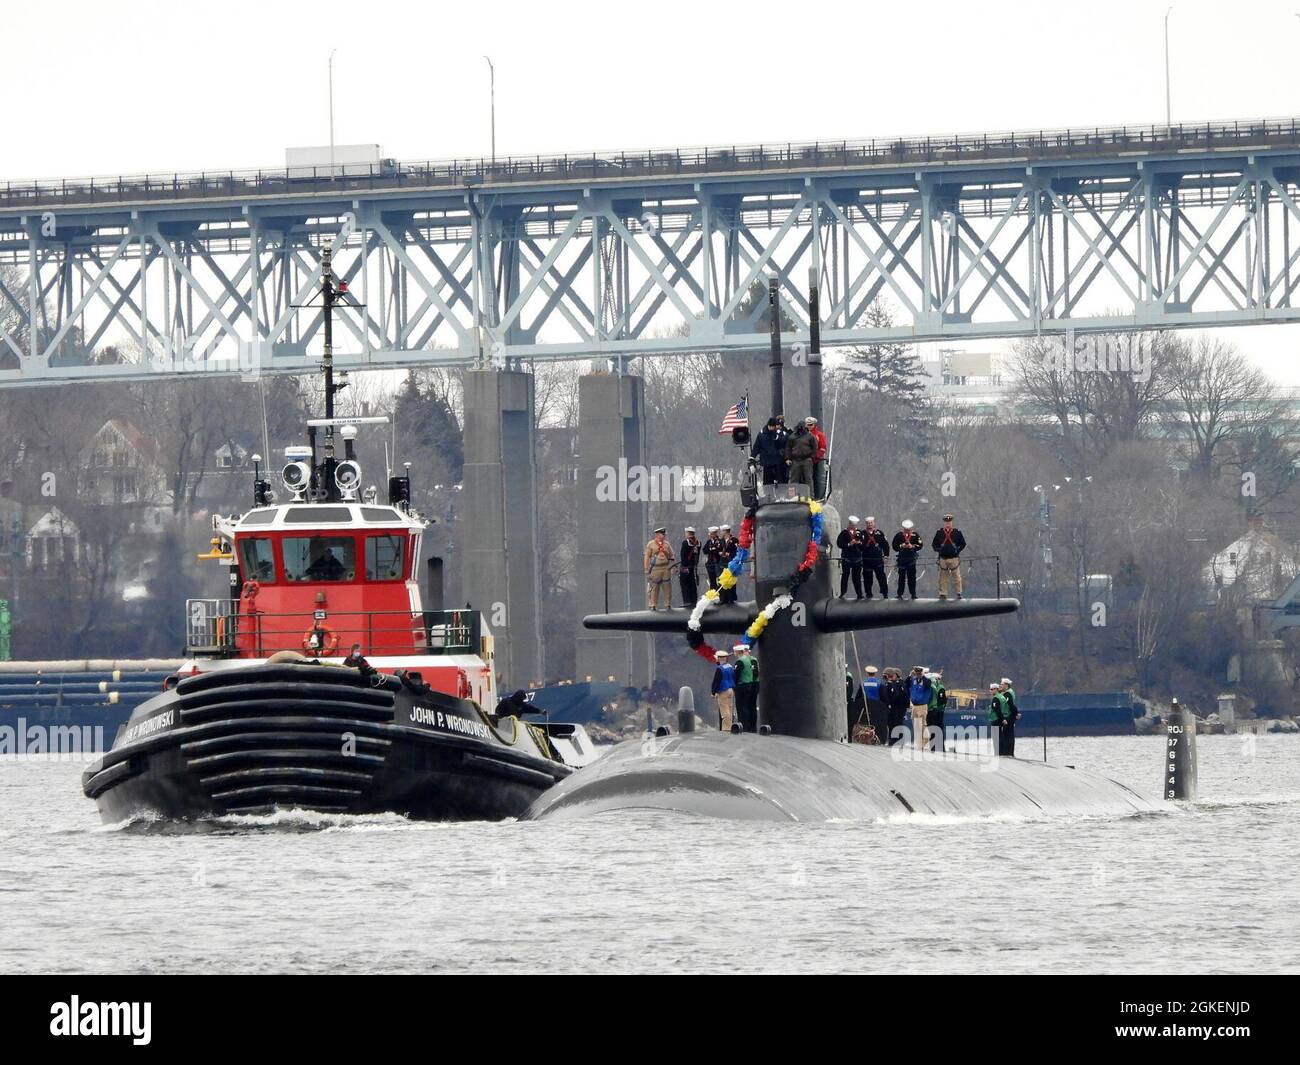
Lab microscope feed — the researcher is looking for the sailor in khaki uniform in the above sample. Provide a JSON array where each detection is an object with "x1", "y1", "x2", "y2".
[{"x1": 643, "y1": 526, "x2": 676, "y2": 609}]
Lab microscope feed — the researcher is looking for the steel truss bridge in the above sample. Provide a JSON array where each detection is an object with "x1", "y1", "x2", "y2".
[{"x1": 5, "y1": 117, "x2": 1300, "y2": 386}]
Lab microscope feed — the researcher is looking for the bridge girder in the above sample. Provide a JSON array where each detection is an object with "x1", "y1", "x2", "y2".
[{"x1": 4, "y1": 120, "x2": 1300, "y2": 386}]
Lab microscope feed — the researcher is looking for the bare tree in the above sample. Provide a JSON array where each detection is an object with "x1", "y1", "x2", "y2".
[
  {"x1": 1009, "y1": 328, "x2": 1176, "y2": 466},
  {"x1": 132, "y1": 378, "x2": 253, "y2": 515},
  {"x1": 1167, "y1": 335, "x2": 1289, "y2": 480},
  {"x1": 0, "y1": 266, "x2": 28, "y2": 372}
]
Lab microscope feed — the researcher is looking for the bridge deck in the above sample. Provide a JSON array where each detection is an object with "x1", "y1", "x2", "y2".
[{"x1": 4, "y1": 117, "x2": 1300, "y2": 216}]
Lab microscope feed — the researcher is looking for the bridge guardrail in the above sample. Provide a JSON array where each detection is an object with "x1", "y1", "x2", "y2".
[{"x1": 5, "y1": 117, "x2": 1300, "y2": 213}]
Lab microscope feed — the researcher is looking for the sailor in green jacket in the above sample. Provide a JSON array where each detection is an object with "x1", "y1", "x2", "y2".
[
  {"x1": 988, "y1": 682, "x2": 1016, "y2": 757},
  {"x1": 999, "y1": 677, "x2": 1019, "y2": 757},
  {"x1": 733, "y1": 644, "x2": 760, "y2": 732},
  {"x1": 925, "y1": 671, "x2": 947, "y2": 752}
]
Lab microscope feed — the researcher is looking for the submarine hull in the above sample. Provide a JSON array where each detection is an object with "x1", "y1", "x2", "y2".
[{"x1": 525, "y1": 731, "x2": 1157, "y2": 822}]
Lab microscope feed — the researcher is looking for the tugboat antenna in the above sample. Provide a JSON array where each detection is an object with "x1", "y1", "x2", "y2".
[
  {"x1": 291, "y1": 243, "x2": 366, "y2": 502},
  {"x1": 322, "y1": 247, "x2": 337, "y2": 467}
]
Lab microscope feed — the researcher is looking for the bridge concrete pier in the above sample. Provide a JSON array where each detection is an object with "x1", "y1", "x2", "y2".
[
  {"x1": 461, "y1": 368, "x2": 543, "y2": 689},
  {"x1": 575, "y1": 372, "x2": 651, "y2": 689}
]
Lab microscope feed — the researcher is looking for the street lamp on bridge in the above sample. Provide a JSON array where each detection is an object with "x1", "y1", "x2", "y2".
[
  {"x1": 328, "y1": 48, "x2": 338, "y2": 174},
  {"x1": 483, "y1": 55, "x2": 496, "y2": 168},
  {"x1": 1164, "y1": 7, "x2": 1173, "y2": 127}
]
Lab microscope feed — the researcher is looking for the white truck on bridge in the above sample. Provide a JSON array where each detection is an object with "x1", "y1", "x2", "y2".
[{"x1": 284, "y1": 144, "x2": 397, "y2": 179}]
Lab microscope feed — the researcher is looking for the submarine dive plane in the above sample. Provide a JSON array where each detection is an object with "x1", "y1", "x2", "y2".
[
  {"x1": 83, "y1": 250, "x2": 591, "y2": 823},
  {"x1": 527, "y1": 274, "x2": 1159, "y2": 823}
]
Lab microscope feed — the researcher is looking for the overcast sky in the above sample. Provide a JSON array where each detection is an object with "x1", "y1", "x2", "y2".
[{"x1": 8, "y1": 0, "x2": 1300, "y2": 379}]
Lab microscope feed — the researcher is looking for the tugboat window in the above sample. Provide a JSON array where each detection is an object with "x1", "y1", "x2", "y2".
[
  {"x1": 361, "y1": 507, "x2": 400, "y2": 522},
  {"x1": 238, "y1": 538, "x2": 276, "y2": 583},
  {"x1": 285, "y1": 506, "x2": 353, "y2": 524},
  {"x1": 366, "y1": 535, "x2": 405, "y2": 580},
  {"x1": 283, "y1": 536, "x2": 356, "y2": 582}
]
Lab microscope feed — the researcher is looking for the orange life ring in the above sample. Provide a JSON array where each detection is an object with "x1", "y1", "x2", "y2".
[{"x1": 303, "y1": 625, "x2": 339, "y2": 655}]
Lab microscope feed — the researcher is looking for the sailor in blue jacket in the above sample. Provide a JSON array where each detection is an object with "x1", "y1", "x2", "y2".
[
  {"x1": 710, "y1": 649, "x2": 738, "y2": 731},
  {"x1": 861, "y1": 665, "x2": 888, "y2": 742},
  {"x1": 907, "y1": 666, "x2": 933, "y2": 749}
]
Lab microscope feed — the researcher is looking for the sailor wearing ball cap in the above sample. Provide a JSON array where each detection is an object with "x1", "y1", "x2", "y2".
[
  {"x1": 804, "y1": 416, "x2": 828, "y2": 495},
  {"x1": 750, "y1": 416, "x2": 788, "y2": 486},
  {"x1": 988, "y1": 682, "x2": 1014, "y2": 756},
  {"x1": 643, "y1": 526, "x2": 675, "y2": 610},
  {"x1": 907, "y1": 666, "x2": 933, "y2": 749},
  {"x1": 733, "y1": 643, "x2": 760, "y2": 732},
  {"x1": 998, "y1": 676, "x2": 1019, "y2": 756},
  {"x1": 860, "y1": 664, "x2": 887, "y2": 742},
  {"x1": 932, "y1": 512, "x2": 967, "y2": 600},
  {"x1": 892, "y1": 519, "x2": 924, "y2": 600},
  {"x1": 925, "y1": 669, "x2": 948, "y2": 752},
  {"x1": 710, "y1": 649, "x2": 737, "y2": 731}
]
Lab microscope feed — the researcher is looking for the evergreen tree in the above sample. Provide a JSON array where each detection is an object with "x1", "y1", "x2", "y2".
[
  {"x1": 842, "y1": 301, "x2": 928, "y2": 411},
  {"x1": 839, "y1": 300, "x2": 933, "y2": 451},
  {"x1": 393, "y1": 371, "x2": 464, "y2": 483}
]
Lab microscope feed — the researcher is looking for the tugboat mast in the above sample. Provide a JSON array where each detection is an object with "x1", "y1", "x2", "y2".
[
  {"x1": 303, "y1": 245, "x2": 354, "y2": 500},
  {"x1": 319, "y1": 247, "x2": 339, "y2": 497},
  {"x1": 322, "y1": 247, "x2": 337, "y2": 448}
]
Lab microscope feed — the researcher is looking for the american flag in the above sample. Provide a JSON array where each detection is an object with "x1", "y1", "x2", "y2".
[{"x1": 718, "y1": 397, "x2": 748, "y2": 434}]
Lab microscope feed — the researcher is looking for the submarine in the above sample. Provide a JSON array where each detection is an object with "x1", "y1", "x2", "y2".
[{"x1": 527, "y1": 274, "x2": 1159, "y2": 824}]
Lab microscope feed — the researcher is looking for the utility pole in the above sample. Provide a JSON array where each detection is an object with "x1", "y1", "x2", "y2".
[
  {"x1": 1035, "y1": 484, "x2": 1055, "y2": 590},
  {"x1": 483, "y1": 56, "x2": 496, "y2": 168}
]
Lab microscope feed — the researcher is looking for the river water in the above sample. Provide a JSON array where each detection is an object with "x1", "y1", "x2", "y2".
[{"x1": 1, "y1": 734, "x2": 1296, "y2": 974}]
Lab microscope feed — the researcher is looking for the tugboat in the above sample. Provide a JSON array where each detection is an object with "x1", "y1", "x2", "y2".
[{"x1": 83, "y1": 250, "x2": 591, "y2": 823}]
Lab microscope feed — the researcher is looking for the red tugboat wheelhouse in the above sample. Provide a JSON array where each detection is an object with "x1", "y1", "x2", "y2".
[{"x1": 83, "y1": 250, "x2": 592, "y2": 823}]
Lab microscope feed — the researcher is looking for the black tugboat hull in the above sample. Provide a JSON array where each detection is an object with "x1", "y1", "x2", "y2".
[{"x1": 82, "y1": 664, "x2": 568, "y2": 823}]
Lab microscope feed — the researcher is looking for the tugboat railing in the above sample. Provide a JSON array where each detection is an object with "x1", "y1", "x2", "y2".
[{"x1": 184, "y1": 600, "x2": 482, "y2": 658}]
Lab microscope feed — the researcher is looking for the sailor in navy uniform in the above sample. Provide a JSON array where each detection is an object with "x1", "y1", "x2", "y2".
[
  {"x1": 861, "y1": 517, "x2": 891, "y2": 599},
  {"x1": 679, "y1": 526, "x2": 702, "y2": 606},
  {"x1": 718, "y1": 524, "x2": 740, "y2": 604},
  {"x1": 892, "y1": 519, "x2": 923, "y2": 600},
  {"x1": 704, "y1": 526, "x2": 725, "y2": 590},
  {"x1": 836, "y1": 515, "x2": 865, "y2": 599}
]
